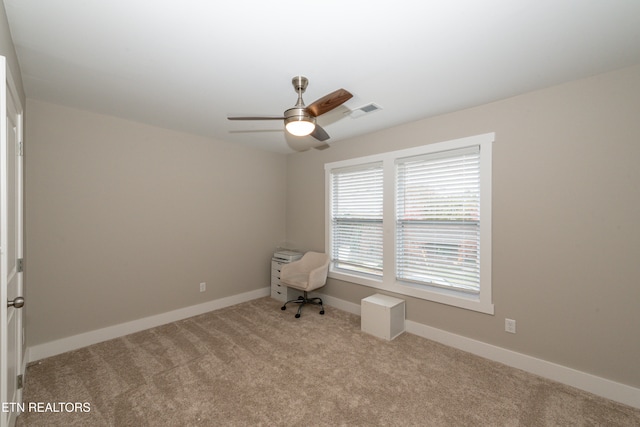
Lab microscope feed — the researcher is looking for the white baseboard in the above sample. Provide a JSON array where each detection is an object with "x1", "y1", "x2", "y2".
[
  {"x1": 403, "y1": 320, "x2": 640, "y2": 409},
  {"x1": 26, "y1": 289, "x2": 639, "y2": 409},
  {"x1": 319, "y1": 292, "x2": 640, "y2": 410},
  {"x1": 27, "y1": 287, "x2": 270, "y2": 363},
  {"x1": 321, "y1": 293, "x2": 361, "y2": 315}
]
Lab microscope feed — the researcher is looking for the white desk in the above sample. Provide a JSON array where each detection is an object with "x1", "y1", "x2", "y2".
[{"x1": 270, "y1": 252, "x2": 302, "y2": 302}]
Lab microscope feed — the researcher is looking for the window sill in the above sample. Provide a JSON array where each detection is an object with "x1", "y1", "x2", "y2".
[{"x1": 329, "y1": 269, "x2": 494, "y2": 315}]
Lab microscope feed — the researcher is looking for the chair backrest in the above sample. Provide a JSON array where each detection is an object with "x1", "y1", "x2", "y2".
[
  {"x1": 300, "y1": 251, "x2": 330, "y2": 269},
  {"x1": 301, "y1": 252, "x2": 330, "y2": 291}
]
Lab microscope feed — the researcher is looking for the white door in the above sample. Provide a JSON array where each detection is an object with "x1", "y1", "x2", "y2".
[{"x1": 0, "y1": 56, "x2": 25, "y2": 427}]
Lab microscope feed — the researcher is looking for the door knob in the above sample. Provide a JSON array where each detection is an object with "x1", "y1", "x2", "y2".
[{"x1": 7, "y1": 296, "x2": 24, "y2": 309}]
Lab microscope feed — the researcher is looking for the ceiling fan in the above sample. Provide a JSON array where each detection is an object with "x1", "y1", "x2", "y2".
[{"x1": 227, "y1": 76, "x2": 353, "y2": 149}]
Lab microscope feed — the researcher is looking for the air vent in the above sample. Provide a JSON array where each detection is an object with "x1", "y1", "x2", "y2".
[{"x1": 346, "y1": 103, "x2": 383, "y2": 119}]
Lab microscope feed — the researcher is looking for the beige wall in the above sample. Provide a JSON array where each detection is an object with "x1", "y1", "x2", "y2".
[
  {"x1": 286, "y1": 65, "x2": 640, "y2": 388},
  {"x1": 25, "y1": 99, "x2": 287, "y2": 346}
]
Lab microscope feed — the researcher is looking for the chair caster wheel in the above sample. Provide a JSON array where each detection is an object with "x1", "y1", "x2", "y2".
[
  {"x1": 319, "y1": 310, "x2": 325, "y2": 315},
  {"x1": 295, "y1": 313, "x2": 301, "y2": 318},
  {"x1": 281, "y1": 306, "x2": 286, "y2": 310}
]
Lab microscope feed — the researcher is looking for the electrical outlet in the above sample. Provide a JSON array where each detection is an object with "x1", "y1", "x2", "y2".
[
  {"x1": 199, "y1": 282, "x2": 206, "y2": 292},
  {"x1": 505, "y1": 318, "x2": 516, "y2": 334}
]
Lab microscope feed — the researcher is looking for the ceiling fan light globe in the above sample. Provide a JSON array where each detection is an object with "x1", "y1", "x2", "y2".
[{"x1": 285, "y1": 118, "x2": 316, "y2": 136}]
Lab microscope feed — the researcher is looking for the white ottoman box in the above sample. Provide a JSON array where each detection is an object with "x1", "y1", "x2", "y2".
[{"x1": 361, "y1": 294, "x2": 405, "y2": 340}]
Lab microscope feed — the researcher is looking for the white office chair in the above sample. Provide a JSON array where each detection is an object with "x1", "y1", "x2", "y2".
[{"x1": 280, "y1": 251, "x2": 330, "y2": 318}]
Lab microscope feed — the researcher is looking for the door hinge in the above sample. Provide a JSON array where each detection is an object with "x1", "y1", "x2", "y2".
[
  {"x1": 17, "y1": 374, "x2": 23, "y2": 389},
  {"x1": 17, "y1": 258, "x2": 24, "y2": 273},
  {"x1": 18, "y1": 140, "x2": 23, "y2": 157}
]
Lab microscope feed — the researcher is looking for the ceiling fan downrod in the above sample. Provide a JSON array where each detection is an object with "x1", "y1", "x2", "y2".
[{"x1": 292, "y1": 76, "x2": 308, "y2": 108}]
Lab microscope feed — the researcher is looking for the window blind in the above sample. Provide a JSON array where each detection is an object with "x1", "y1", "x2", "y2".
[
  {"x1": 330, "y1": 163, "x2": 383, "y2": 276},
  {"x1": 396, "y1": 146, "x2": 481, "y2": 293}
]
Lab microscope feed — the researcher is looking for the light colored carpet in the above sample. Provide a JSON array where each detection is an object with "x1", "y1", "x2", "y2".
[{"x1": 17, "y1": 297, "x2": 640, "y2": 426}]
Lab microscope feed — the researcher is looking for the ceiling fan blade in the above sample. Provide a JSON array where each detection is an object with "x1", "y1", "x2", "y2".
[
  {"x1": 310, "y1": 125, "x2": 330, "y2": 142},
  {"x1": 313, "y1": 143, "x2": 330, "y2": 151},
  {"x1": 227, "y1": 116, "x2": 284, "y2": 120},
  {"x1": 306, "y1": 89, "x2": 353, "y2": 117}
]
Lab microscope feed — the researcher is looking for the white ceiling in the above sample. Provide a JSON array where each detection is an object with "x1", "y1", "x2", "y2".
[{"x1": 4, "y1": 1, "x2": 640, "y2": 154}]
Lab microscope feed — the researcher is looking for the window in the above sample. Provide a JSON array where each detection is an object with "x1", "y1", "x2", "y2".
[
  {"x1": 396, "y1": 146, "x2": 481, "y2": 294},
  {"x1": 326, "y1": 133, "x2": 493, "y2": 314},
  {"x1": 330, "y1": 163, "x2": 384, "y2": 277}
]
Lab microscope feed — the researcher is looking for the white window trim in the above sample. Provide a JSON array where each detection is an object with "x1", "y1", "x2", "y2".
[{"x1": 325, "y1": 133, "x2": 494, "y2": 314}]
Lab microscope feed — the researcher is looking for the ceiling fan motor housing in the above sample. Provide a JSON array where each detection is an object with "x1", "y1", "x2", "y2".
[{"x1": 284, "y1": 107, "x2": 315, "y2": 124}]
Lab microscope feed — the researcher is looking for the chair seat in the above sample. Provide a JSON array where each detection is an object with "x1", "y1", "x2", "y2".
[{"x1": 281, "y1": 272, "x2": 309, "y2": 290}]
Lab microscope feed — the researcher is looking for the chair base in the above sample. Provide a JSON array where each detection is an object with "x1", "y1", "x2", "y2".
[{"x1": 281, "y1": 291, "x2": 324, "y2": 318}]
